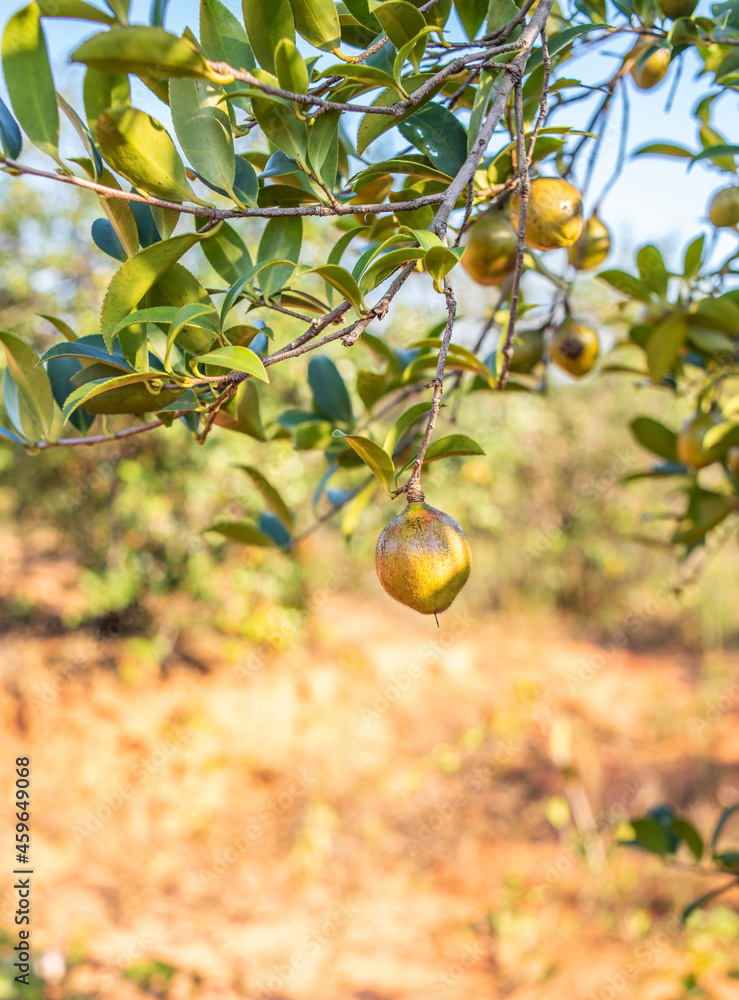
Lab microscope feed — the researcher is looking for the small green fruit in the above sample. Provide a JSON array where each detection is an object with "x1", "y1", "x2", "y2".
[
  {"x1": 508, "y1": 328, "x2": 545, "y2": 374},
  {"x1": 510, "y1": 177, "x2": 583, "y2": 252},
  {"x1": 709, "y1": 187, "x2": 739, "y2": 229},
  {"x1": 659, "y1": 0, "x2": 697, "y2": 18},
  {"x1": 461, "y1": 209, "x2": 518, "y2": 286},
  {"x1": 376, "y1": 501, "x2": 471, "y2": 615},
  {"x1": 676, "y1": 411, "x2": 725, "y2": 469},
  {"x1": 631, "y1": 47, "x2": 670, "y2": 89},
  {"x1": 567, "y1": 213, "x2": 611, "y2": 270},
  {"x1": 550, "y1": 319, "x2": 599, "y2": 377}
]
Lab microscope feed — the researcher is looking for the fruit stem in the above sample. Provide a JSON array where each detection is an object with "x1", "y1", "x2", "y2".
[{"x1": 405, "y1": 482, "x2": 425, "y2": 504}]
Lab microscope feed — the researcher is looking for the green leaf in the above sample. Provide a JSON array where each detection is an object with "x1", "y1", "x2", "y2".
[
  {"x1": 630, "y1": 417, "x2": 679, "y2": 462},
  {"x1": 58, "y1": 93, "x2": 103, "y2": 179},
  {"x1": 71, "y1": 25, "x2": 213, "y2": 78},
  {"x1": 37, "y1": 0, "x2": 115, "y2": 23},
  {"x1": 637, "y1": 244, "x2": 668, "y2": 298},
  {"x1": 422, "y1": 433, "x2": 485, "y2": 462},
  {"x1": 0, "y1": 330, "x2": 55, "y2": 438},
  {"x1": 257, "y1": 215, "x2": 303, "y2": 301},
  {"x1": 425, "y1": 245, "x2": 465, "y2": 293},
  {"x1": 308, "y1": 110, "x2": 340, "y2": 187},
  {"x1": 646, "y1": 313, "x2": 687, "y2": 382},
  {"x1": 360, "y1": 247, "x2": 425, "y2": 294},
  {"x1": 356, "y1": 72, "x2": 438, "y2": 155},
  {"x1": 164, "y1": 302, "x2": 218, "y2": 368},
  {"x1": 288, "y1": 0, "x2": 341, "y2": 50},
  {"x1": 193, "y1": 345, "x2": 269, "y2": 381},
  {"x1": 682, "y1": 882, "x2": 739, "y2": 925},
  {"x1": 170, "y1": 77, "x2": 236, "y2": 199},
  {"x1": 0, "y1": 94, "x2": 22, "y2": 159},
  {"x1": 62, "y1": 371, "x2": 175, "y2": 421},
  {"x1": 598, "y1": 269, "x2": 654, "y2": 304},
  {"x1": 101, "y1": 227, "x2": 222, "y2": 350},
  {"x1": 200, "y1": 222, "x2": 252, "y2": 284},
  {"x1": 1, "y1": 3, "x2": 59, "y2": 161},
  {"x1": 372, "y1": 1, "x2": 426, "y2": 68},
  {"x1": 45, "y1": 355, "x2": 94, "y2": 433},
  {"x1": 454, "y1": 0, "x2": 488, "y2": 38},
  {"x1": 250, "y1": 69, "x2": 308, "y2": 165},
  {"x1": 332, "y1": 430, "x2": 395, "y2": 490},
  {"x1": 672, "y1": 818, "x2": 704, "y2": 861},
  {"x1": 683, "y1": 235, "x2": 705, "y2": 278},
  {"x1": 238, "y1": 465, "x2": 294, "y2": 529},
  {"x1": 468, "y1": 67, "x2": 497, "y2": 153},
  {"x1": 241, "y1": 0, "x2": 295, "y2": 74},
  {"x1": 398, "y1": 102, "x2": 468, "y2": 177},
  {"x1": 487, "y1": 0, "x2": 518, "y2": 34},
  {"x1": 629, "y1": 817, "x2": 671, "y2": 857},
  {"x1": 691, "y1": 143, "x2": 739, "y2": 165},
  {"x1": 200, "y1": 0, "x2": 255, "y2": 73},
  {"x1": 38, "y1": 313, "x2": 78, "y2": 341},
  {"x1": 672, "y1": 488, "x2": 736, "y2": 547},
  {"x1": 309, "y1": 356, "x2": 353, "y2": 423},
  {"x1": 275, "y1": 36, "x2": 309, "y2": 95},
  {"x1": 109, "y1": 305, "x2": 177, "y2": 340},
  {"x1": 383, "y1": 400, "x2": 433, "y2": 454},
  {"x1": 95, "y1": 106, "x2": 200, "y2": 203},
  {"x1": 309, "y1": 265, "x2": 365, "y2": 314},
  {"x1": 216, "y1": 379, "x2": 267, "y2": 440},
  {"x1": 320, "y1": 62, "x2": 403, "y2": 94},
  {"x1": 103, "y1": 0, "x2": 130, "y2": 20},
  {"x1": 341, "y1": 479, "x2": 377, "y2": 537},
  {"x1": 207, "y1": 520, "x2": 274, "y2": 545},
  {"x1": 704, "y1": 419, "x2": 739, "y2": 451},
  {"x1": 712, "y1": 803, "x2": 739, "y2": 851},
  {"x1": 38, "y1": 339, "x2": 131, "y2": 370},
  {"x1": 633, "y1": 142, "x2": 693, "y2": 158}
]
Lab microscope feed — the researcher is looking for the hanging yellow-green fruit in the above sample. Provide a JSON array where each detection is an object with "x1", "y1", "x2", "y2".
[
  {"x1": 461, "y1": 209, "x2": 518, "y2": 286},
  {"x1": 676, "y1": 411, "x2": 725, "y2": 468},
  {"x1": 550, "y1": 319, "x2": 599, "y2": 377},
  {"x1": 709, "y1": 187, "x2": 739, "y2": 228},
  {"x1": 509, "y1": 177, "x2": 583, "y2": 252},
  {"x1": 567, "y1": 213, "x2": 611, "y2": 270},
  {"x1": 508, "y1": 328, "x2": 545, "y2": 373},
  {"x1": 376, "y1": 499, "x2": 471, "y2": 615},
  {"x1": 631, "y1": 47, "x2": 670, "y2": 89}
]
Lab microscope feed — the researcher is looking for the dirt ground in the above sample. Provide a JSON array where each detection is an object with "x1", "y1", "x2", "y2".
[{"x1": 1, "y1": 528, "x2": 738, "y2": 1000}]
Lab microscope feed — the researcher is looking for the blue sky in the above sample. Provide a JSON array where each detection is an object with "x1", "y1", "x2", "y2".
[{"x1": 1, "y1": 0, "x2": 737, "y2": 273}]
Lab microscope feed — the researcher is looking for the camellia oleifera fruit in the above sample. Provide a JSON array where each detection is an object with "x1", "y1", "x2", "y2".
[
  {"x1": 550, "y1": 319, "x2": 599, "y2": 377},
  {"x1": 376, "y1": 499, "x2": 471, "y2": 615},
  {"x1": 676, "y1": 411, "x2": 725, "y2": 469},
  {"x1": 509, "y1": 178, "x2": 583, "y2": 252},
  {"x1": 659, "y1": 0, "x2": 697, "y2": 18},
  {"x1": 508, "y1": 328, "x2": 545, "y2": 373},
  {"x1": 567, "y1": 213, "x2": 611, "y2": 270},
  {"x1": 631, "y1": 47, "x2": 670, "y2": 89},
  {"x1": 709, "y1": 187, "x2": 739, "y2": 228},
  {"x1": 461, "y1": 209, "x2": 518, "y2": 286}
]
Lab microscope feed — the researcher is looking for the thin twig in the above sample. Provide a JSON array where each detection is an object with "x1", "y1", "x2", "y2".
[
  {"x1": 497, "y1": 79, "x2": 530, "y2": 391},
  {"x1": 526, "y1": 28, "x2": 550, "y2": 167},
  {"x1": 591, "y1": 80, "x2": 630, "y2": 206},
  {"x1": 401, "y1": 275, "x2": 457, "y2": 501}
]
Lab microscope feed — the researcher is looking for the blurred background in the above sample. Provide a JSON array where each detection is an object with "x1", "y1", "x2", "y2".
[{"x1": 1, "y1": 0, "x2": 738, "y2": 998}]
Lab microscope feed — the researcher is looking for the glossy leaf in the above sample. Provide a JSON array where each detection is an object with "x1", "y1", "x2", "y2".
[
  {"x1": 96, "y1": 106, "x2": 199, "y2": 203},
  {"x1": 360, "y1": 247, "x2": 425, "y2": 294},
  {"x1": 1, "y1": 3, "x2": 59, "y2": 161},
  {"x1": 422, "y1": 433, "x2": 485, "y2": 462},
  {"x1": 170, "y1": 77, "x2": 236, "y2": 198},
  {"x1": 630, "y1": 417, "x2": 679, "y2": 462},
  {"x1": 309, "y1": 356, "x2": 353, "y2": 424},
  {"x1": 308, "y1": 110, "x2": 340, "y2": 187},
  {"x1": 257, "y1": 215, "x2": 303, "y2": 301},
  {"x1": 383, "y1": 400, "x2": 433, "y2": 454},
  {"x1": 425, "y1": 245, "x2": 464, "y2": 293},
  {"x1": 72, "y1": 26, "x2": 213, "y2": 78},
  {"x1": 372, "y1": 1, "x2": 426, "y2": 68},
  {"x1": 683, "y1": 235, "x2": 705, "y2": 278},
  {"x1": 38, "y1": 337, "x2": 131, "y2": 370},
  {"x1": 200, "y1": 222, "x2": 252, "y2": 285},
  {"x1": 200, "y1": 0, "x2": 255, "y2": 75},
  {"x1": 63, "y1": 371, "x2": 184, "y2": 421},
  {"x1": 101, "y1": 228, "x2": 221, "y2": 350},
  {"x1": 633, "y1": 142, "x2": 693, "y2": 158},
  {"x1": 241, "y1": 0, "x2": 295, "y2": 75},
  {"x1": 288, "y1": 0, "x2": 341, "y2": 50},
  {"x1": 646, "y1": 314, "x2": 687, "y2": 382},
  {"x1": 239, "y1": 465, "x2": 294, "y2": 529},
  {"x1": 454, "y1": 0, "x2": 487, "y2": 38},
  {"x1": 275, "y1": 36, "x2": 309, "y2": 95},
  {"x1": 0, "y1": 331, "x2": 55, "y2": 438},
  {"x1": 46, "y1": 355, "x2": 94, "y2": 433},
  {"x1": 309, "y1": 265, "x2": 365, "y2": 314},
  {"x1": 207, "y1": 520, "x2": 274, "y2": 545},
  {"x1": 194, "y1": 345, "x2": 269, "y2": 382},
  {"x1": 671, "y1": 818, "x2": 703, "y2": 861},
  {"x1": 0, "y1": 94, "x2": 22, "y2": 159},
  {"x1": 91, "y1": 217, "x2": 126, "y2": 260},
  {"x1": 215, "y1": 380, "x2": 267, "y2": 440},
  {"x1": 249, "y1": 71, "x2": 309, "y2": 166},
  {"x1": 37, "y1": 0, "x2": 115, "y2": 23},
  {"x1": 398, "y1": 102, "x2": 467, "y2": 177},
  {"x1": 629, "y1": 817, "x2": 671, "y2": 856},
  {"x1": 332, "y1": 430, "x2": 395, "y2": 490},
  {"x1": 598, "y1": 269, "x2": 654, "y2": 304}
]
